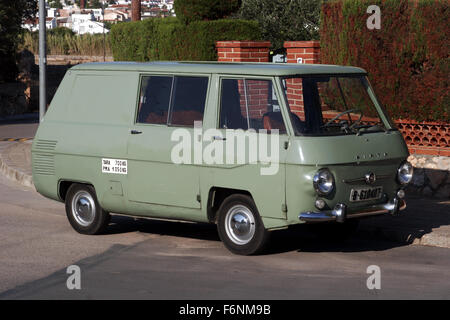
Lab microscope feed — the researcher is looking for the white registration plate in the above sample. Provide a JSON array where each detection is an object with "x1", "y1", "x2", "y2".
[{"x1": 349, "y1": 187, "x2": 383, "y2": 202}]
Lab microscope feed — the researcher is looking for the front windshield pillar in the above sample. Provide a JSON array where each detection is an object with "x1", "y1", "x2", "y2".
[{"x1": 364, "y1": 77, "x2": 395, "y2": 130}]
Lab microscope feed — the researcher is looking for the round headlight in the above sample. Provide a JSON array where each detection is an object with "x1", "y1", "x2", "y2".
[
  {"x1": 313, "y1": 168, "x2": 335, "y2": 195},
  {"x1": 397, "y1": 161, "x2": 413, "y2": 185}
]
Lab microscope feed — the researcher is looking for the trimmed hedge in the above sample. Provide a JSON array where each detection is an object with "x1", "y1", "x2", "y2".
[
  {"x1": 110, "y1": 18, "x2": 262, "y2": 62},
  {"x1": 320, "y1": 0, "x2": 449, "y2": 122}
]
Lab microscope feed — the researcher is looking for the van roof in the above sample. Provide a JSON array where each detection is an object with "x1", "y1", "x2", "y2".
[{"x1": 70, "y1": 61, "x2": 367, "y2": 76}]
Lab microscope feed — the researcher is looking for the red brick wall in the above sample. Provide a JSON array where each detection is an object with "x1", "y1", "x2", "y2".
[
  {"x1": 237, "y1": 80, "x2": 269, "y2": 119},
  {"x1": 397, "y1": 120, "x2": 450, "y2": 156},
  {"x1": 216, "y1": 41, "x2": 271, "y2": 63},
  {"x1": 283, "y1": 41, "x2": 321, "y2": 120},
  {"x1": 285, "y1": 41, "x2": 321, "y2": 64},
  {"x1": 284, "y1": 78, "x2": 304, "y2": 120},
  {"x1": 216, "y1": 41, "x2": 271, "y2": 123}
]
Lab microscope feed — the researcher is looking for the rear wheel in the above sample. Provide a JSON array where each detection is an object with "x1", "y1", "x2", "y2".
[
  {"x1": 65, "y1": 184, "x2": 110, "y2": 235},
  {"x1": 217, "y1": 194, "x2": 270, "y2": 255}
]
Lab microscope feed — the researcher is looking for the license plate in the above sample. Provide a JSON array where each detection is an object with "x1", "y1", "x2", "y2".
[{"x1": 349, "y1": 187, "x2": 383, "y2": 202}]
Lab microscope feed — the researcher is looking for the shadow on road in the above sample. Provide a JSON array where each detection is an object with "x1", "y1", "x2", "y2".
[
  {"x1": 107, "y1": 215, "x2": 220, "y2": 242},
  {"x1": 104, "y1": 215, "x2": 404, "y2": 255},
  {"x1": 103, "y1": 196, "x2": 449, "y2": 255}
]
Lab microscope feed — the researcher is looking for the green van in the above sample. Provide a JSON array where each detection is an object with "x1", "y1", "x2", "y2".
[{"x1": 32, "y1": 62, "x2": 413, "y2": 255}]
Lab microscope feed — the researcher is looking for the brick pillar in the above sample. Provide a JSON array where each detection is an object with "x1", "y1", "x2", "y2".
[
  {"x1": 216, "y1": 41, "x2": 271, "y2": 63},
  {"x1": 80, "y1": 0, "x2": 86, "y2": 9},
  {"x1": 283, "y1": 41, "x2": 321, "y2": 119},
  {"x1": 284, "y1": 40, "x2": 320, "y2": 64},
  {"x1": 131, "y1": 0, "x2": 141, "y2": 21}
]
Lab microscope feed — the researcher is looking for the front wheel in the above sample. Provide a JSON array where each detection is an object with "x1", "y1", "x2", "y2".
[
  {"x1": 217, "y1": 194, "x2": 270, "y2": 255},
  {"x1": 65, "y1": 184, "x2": 110, "y2": 235}
]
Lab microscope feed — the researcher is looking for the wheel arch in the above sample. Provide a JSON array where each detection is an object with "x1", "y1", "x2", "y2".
[
  {"x1": 58, "y1": 180, "x2": 95, "y2": 201},
  {"x1": 206, "y1": 187, "x2": 254, "y2": 223}
]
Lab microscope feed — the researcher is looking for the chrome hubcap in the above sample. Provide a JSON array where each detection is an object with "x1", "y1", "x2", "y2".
[
  {"x1": 72, "y1": 191, "x2": 95, "y2": 227},
  {"x1": 225, "y1": 205, "x2": 255, "y2": 245}
]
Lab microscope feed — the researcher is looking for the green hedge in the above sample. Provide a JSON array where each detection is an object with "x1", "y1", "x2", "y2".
[
  {"x1": 110, "y1": 18, "x2": 262, "y2": 62},
  {"x1": 320, "y1": 0, "x2": 449, "y2": 122}
]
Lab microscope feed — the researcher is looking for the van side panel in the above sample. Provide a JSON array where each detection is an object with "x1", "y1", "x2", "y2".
[
  {"x1": 33, "y1": 70, "x2": 138, "y2": 214},
  {"x1": 32, "y1": 71, "x2": 74, "y2": 201}
]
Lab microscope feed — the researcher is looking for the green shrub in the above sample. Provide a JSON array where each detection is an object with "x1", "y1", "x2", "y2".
[
  {"x1": 47, "y1": 27, "x2": 75, "y2": 37},
  {"x1": 174, "y1": 0, "x2": 241, "y2": 25},
  {"x1": 320, "y1": 0, "x2": 449, "y2": 122},
  {"x1": 238, "y1": 0, "x2": 321, "y2": 51},
  {"x1": 110, "y1": 18, "x2": 262, "y2": 61}
]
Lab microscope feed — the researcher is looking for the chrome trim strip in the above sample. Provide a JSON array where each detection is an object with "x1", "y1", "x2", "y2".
[
  {"x1": 343, "y1": 174, "x2": 391, "y2": 184},
  {"x1": 299, "y1": 199, "x2": 406, "y2": 222}
]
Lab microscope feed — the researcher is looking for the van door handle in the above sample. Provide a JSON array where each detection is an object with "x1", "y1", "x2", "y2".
[
  {"x1": 130, "y1": 130, "x2": 142, "y2": 135},
  {"x1": 213, "y1": 136, "x2": 226, "y2": 141}
]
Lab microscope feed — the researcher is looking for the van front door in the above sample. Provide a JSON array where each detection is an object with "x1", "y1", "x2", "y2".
[
  {"x1": 208, "y1": 77, "x2": 289, "y2": 220},
  {"x1": 126, "y1": 75, "x2": 209, "y2": 210}
]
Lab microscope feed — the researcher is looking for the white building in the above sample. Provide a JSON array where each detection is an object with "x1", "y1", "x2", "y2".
[
  {"x1": 22, "y1": 18, "x2": 39, "y2": 32},
  {"x1": 104, "y1": 9, "x2": 129, "y2": 23},
  {"x1": 91, "y1": 8, "x2": 104, "y2": 21},
  {"x1": 47, "y1": 8, "x2": 59, "y2": 18},
  {"x1": 72, "y1": 20, "x2": 109, "y2": 35},
  {"x1": 71, "y1": 12, "x2": 95, "y2": 24},
  {"x1": 46, "y1": 17, "x2": 57, "y2": 29}
]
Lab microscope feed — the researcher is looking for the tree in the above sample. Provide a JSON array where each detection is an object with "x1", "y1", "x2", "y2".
[
  {"x1": 238, "y1": 0, "x2": 321, "y2": 51},
  {"x1": 174, "y1": 0, "x2": 241, "y2": 25},
  {"x1": 48, "y1": 0, "x2": 63, "y2": 9},
  {"x1": 87, "y1": 0, "x2": 102, "y2": 8},
  {"x1": 0, "y1": 0, "x2": 37, "y2": 83}
]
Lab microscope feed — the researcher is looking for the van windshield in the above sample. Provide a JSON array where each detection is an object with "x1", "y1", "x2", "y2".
[{"x1": 281, "y1": 75, "x2": 392, "y2": 136}]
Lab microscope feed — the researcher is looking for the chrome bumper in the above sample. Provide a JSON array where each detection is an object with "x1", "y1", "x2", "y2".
[{"x1": 299, "y1": 198, "x2": 406, "y2": 223}]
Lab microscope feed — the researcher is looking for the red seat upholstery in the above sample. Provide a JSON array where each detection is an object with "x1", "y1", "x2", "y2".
[
  {"x1": 171, "y1": 110, "x2": 203, "y2": 126},
  {"x1": 146, "y1": 110, "x2": 203, "y2": 126},
  {"x1": 263, "y1": 111, "x2": 285, "y2": 133}
]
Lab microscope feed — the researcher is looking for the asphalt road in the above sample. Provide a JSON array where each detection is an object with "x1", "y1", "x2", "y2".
[
  {"x1": 0, "y1": 121, "x2": 38, "y2": 139},
  {"x1": 0, "y1": 172, "x2": 449, "y2": 300}
]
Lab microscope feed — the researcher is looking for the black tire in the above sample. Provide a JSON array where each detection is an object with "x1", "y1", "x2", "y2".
[
  {"x1": 217, "y1": 194, "x2": 270, "y2": 255},
  {"x1": 65, "y1": 183, "x2": 110, "y2": 235}
]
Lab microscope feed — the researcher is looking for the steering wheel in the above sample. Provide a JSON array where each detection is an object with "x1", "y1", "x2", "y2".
[{"x1": 322, "y1": 109, "x2": 363, "y2": 129}]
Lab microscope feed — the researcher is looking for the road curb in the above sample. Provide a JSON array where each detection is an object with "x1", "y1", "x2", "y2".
[
  {"x1": 0, "y1": 142, "x2": 34, "y2": 188},
  {"x1": 415, "y1": 232, "x2": 450, "y2": 249},
  {"x1": 358, "y1": 223, "x2": 450, "y2": 249}
]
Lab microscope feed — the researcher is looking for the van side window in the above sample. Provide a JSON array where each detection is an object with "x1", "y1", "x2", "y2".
[
  {"x1": 169, "y1": 76, "x2": 209, "y2": 127},
  {"x1": 219, "y1": 78, "x2": 286, "y2": 134},
  {"x1": 137, "y1": 76, "x2": 172, "y2": 124}
]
